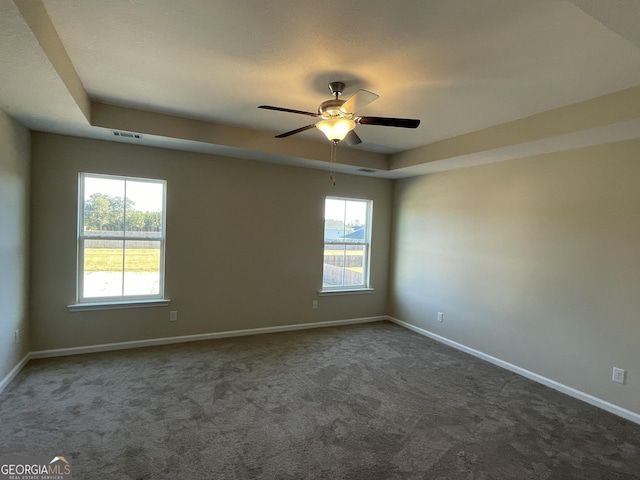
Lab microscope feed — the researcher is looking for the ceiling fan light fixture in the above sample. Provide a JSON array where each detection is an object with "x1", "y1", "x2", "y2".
[{"x1": 316, "y1": 117, "x2": 356, "y2": 142}]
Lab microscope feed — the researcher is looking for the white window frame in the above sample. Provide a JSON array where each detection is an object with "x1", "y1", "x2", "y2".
[
  {"x1": 320, "y1": 196, "x2": 373, "y2": 293},
  {"x1": 75, "y1": 172, "x2": 167, "y2": 306}
]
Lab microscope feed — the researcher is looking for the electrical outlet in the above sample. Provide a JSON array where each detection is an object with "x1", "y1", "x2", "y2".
[
  {"x1": 15, "y1": 329, "x2": 20, "y2": 345},
  {"x1": 612, "y1": 367, "x2": 625, "y2": 384},
  {"x1": 169, "y1": 311, "x2": 178, "y2": 322},
  {"x1": 312, "y1": 300, "x2": 318, "y2": 310},
  {"x1": 437, "y1": 312, "x2": 444, "y2": 322}
]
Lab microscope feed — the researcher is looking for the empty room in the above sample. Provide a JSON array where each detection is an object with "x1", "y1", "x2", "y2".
[{"x1": 1, "y1": 1, "x2": 639, "y2": 478}]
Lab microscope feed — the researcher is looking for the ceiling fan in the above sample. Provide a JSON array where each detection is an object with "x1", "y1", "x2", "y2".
[{"x1": 259, "y1": 81, "x2": 420, "y2": 145}]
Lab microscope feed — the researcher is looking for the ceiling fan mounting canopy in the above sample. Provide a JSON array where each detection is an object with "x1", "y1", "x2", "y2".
[
  {"x1": 328, "y1": 81, "x2": 346, "y2": 96},
  {"x1": 258, "y1": 81, "x2": 420, "y2": 145}
]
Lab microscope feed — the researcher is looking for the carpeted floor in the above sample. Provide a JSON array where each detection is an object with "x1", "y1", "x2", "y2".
[{"x1": 1, "y1": 321, "x2": 639, "y2": 479}]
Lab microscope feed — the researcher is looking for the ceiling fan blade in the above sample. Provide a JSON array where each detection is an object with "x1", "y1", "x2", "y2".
[
  {"x1": 358, "y1": 116, "x2": 420, "y2": 128},
  {"x1": 274, "y1": 124, "x2": 317, "y2": 138},
  {"x1": 344, "y1": 130, "x2": 362, "y2": 146},
  {"x1": 259, "y1": 105, "x2": 319, "y2": 117},
  {"x1": 340, "y1": 89, "x2": 379, "y2": 114}
]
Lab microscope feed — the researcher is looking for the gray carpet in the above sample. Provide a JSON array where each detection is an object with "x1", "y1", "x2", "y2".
[{"x1": 1, "y1": 321, "x2": 638, "y2": 479}]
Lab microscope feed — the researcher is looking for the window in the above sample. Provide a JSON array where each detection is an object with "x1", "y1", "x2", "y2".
[
  {"x1": 76, "y1": 173, "x2": 166, "y2": 304},
  {"x1": 322, "y1": 197, "x2": 372, "y2": 291}
]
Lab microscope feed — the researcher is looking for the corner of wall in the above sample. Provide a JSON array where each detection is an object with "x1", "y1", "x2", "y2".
[{"x1": 0, "y1": 109, "x2": 31, "y2": 384}]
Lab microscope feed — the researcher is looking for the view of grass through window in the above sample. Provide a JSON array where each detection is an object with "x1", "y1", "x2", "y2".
[
  {"x1": 79, "y1": 174, "x2": 165, "y2": 301},
  {"x1": 322, "y1": 197, "x2": 371, "y2": 289}
]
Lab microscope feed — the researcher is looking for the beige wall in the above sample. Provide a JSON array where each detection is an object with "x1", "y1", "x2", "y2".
[
  {"x1": 389, "y1": 139, "x2": 640, "y2": 415},
  {"x1": 0, "y1": 110, "x2": 30, "y2": 381},
  {"x1": 29, "y1": 133, "x2": 392, "y2": 350}
]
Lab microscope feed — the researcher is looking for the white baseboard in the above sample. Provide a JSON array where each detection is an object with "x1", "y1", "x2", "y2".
[
  {"x1": 29, "y1": 316, "x2": 386, "y2": 359},
  {"x1": 387, "y1": 316, "x2": 640, "y2": 426},
  {"x1": 0, "y1": 353, "x2": 31, "y2": 395}
]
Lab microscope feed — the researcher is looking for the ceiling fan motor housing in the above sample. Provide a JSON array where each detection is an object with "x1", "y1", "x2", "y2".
[
  {"x1": 319, "y1": 99, "x2": 348, "y2": 119},
  {"x1": 320, "y1": 81, "x2": 354, "y2": 119}
]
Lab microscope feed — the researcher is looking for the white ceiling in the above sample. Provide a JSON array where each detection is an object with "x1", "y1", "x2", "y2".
[{"x1": 1, "y1": 0, "x2": 640, "y2": 177}]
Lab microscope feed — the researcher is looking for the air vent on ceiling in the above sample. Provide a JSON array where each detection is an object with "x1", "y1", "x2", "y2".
[
  {"x1": 358, "y1": 168, "x2": 376, "y2": 173},
  {"x1": 113, "y1": 131, "x2": 142, "y2": 139}
]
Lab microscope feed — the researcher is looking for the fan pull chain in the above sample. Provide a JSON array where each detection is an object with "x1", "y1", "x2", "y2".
[{"x1": 329, "y1": 140, "x2": 337, "y2": 186}]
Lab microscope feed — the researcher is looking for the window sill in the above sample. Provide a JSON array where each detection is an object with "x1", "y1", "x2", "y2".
[
  {"x1": 317, "y1": 288, "x2": 374, "y2": 296},
  {"x1": 68, "y1": 299, "x2": 171, "y2": 312}
]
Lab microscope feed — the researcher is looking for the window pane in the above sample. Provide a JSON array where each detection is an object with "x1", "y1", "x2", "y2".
[
  {"x1": 83, "y1": 177, "x2": 125, "y2": 236},
  {"x1": 324, "y1": 198, "x2": 346, "y2": 242},
  {"x1": 83, "y1": 239, "x2": 124, "y2": 298},
  {"x1": 323, "y1": 244, "x2": 345, "y2": 286},
  {"x1": 344, "y1": 200, "x2": 367, "y2": 243},
  {"x1": 323, "y1": 244, "x2": 364, "y2": 287},
  {"x1": 344, "y1": 245, "x2": 365, "y2": 285},
  {"x1": 324, "y1": 198, "x2": 368, "y2": 243},
  {"x1": 124, "y1": 181, "x2": 164, "y2": 238},
  {"x1": 123, "y1": 240, "x2": 161, "y2": 296}
]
